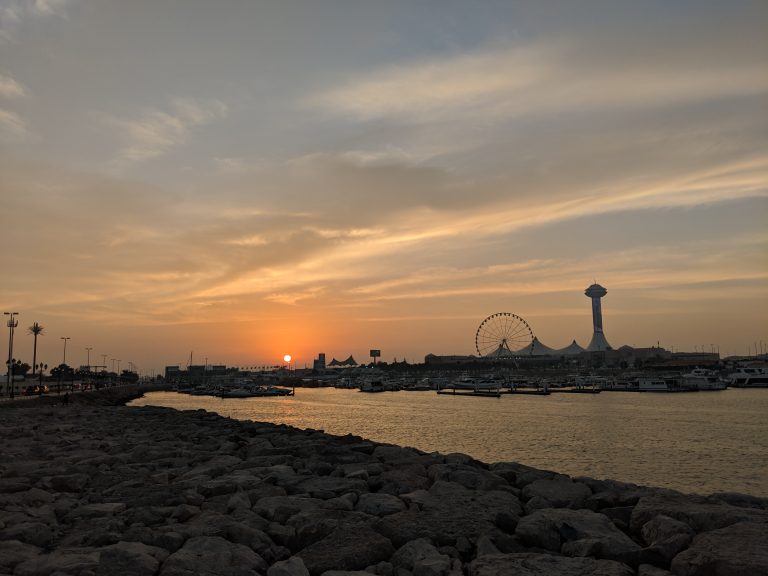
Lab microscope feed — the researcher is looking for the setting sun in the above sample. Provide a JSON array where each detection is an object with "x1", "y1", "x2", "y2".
[{"x1": 283, "y1": 354, "x2": 292, "y2": 363}]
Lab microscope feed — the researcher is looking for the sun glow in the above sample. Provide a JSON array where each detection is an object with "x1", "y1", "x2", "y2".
[{"x1": 283, "y1": 354, "x2": 292, "y2": 363}]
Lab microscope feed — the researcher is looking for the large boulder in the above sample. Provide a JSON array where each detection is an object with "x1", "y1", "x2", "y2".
[
  {"x1": 376, "y1": 481, "x2": 522, "y2": 547},
  {"x1": 469, "y1": 552, "x2": 635, "y2": 576},
  {"x1": 14, "y1": 547, "x2": 101, "y2": 576},
  {"x1": 631, "y1": 494, "x2": 768, "y2": 534},
  {"x1": 297, "y1": 525, "x2": 395, "y2": 576},
  {"x1": 159, "y1": 536, "x2": 267, "y2": 576},
  {"x1": 292, "y1": 476, "x2": 368, "y2": 499},
  {"x1": 268, "y1": 555, "x2": 311, "y2": 576},
  {"x1": 355, "y1": 493, "x2": 406, "y2": 517},
  {"x1": 521, "y1": 477, "x2": 592, "y2": 509},
  {"x1": 0, "y1": 540, "x2": 41, "y2": 574},
  {"x1": 254, "y1": 496, "x2": 325, "y2": 524},
  {"x1": 640, "y1": 514, "x2": 694, "y2": 564},
  {"x1": 95, "y1": 541, "x2": 168, "y2": 576},
  {"x1": 390, "y1": 538, "x2": 452, "y2": 576},
  {"x1": 670, "y1": 521, "x2": 768, "y2": 576},
  {"x1": 515, "y1": 508, "x2": 641, "y2": 562}
]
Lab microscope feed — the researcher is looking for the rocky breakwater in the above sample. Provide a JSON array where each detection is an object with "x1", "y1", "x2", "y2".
[{"x1": 0, "y1": 400, "x2": 766, "y2": 576}]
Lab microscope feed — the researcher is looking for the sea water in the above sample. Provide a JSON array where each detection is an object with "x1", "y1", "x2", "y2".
[{"x1": 130, "y1": 388, "x2": 768, "y2": 496}]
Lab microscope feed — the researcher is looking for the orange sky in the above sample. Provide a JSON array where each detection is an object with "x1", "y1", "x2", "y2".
[{"x1": 1, "y1": 2, "x2": 766, "y2": 373}]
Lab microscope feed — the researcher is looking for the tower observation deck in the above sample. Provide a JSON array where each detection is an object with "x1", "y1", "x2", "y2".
[{"x1": 585, "y1": 283, "x2": 611, "y2": 351}]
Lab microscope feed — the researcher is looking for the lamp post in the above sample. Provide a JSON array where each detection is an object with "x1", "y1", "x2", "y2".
[
  {"x1": 85, "y1": 347, "x2": 92, "y2": 373},
  {"x1": 4, "y1": 312, "x2": 19, "y2": 398},
  {"x1": 60, "y1": 337, "x2": 70, "y2": 365}
]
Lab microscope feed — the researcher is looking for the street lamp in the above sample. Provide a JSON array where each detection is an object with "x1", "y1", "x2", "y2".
[
  {"x1": 85, "y1": 347, "x2": 92, "y2": 373},
  {"x1": 4, "y1": 312, "x2": 19, "y2": 398},
  {"x1": 60, "y1": 337, "x2": 70, "y2": 365}
]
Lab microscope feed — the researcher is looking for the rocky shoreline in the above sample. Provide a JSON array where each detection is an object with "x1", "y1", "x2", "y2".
[{"x1": 1, "y1": 388, "x2": 766, "y2": 576}]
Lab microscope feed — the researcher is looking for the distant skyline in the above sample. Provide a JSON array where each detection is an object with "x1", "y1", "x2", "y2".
[{"x1": 1, "y1": 1, "x2": 766, "y2": 373}]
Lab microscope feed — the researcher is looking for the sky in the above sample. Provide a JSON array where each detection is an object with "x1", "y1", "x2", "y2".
[{"x1": 1, "y1": 0, "x2": 767, "y2": 373}]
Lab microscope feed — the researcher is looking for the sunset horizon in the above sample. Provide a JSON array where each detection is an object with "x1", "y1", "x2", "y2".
[{"x1": 2, "y1": 1, "x2": 766, "y2": 374}]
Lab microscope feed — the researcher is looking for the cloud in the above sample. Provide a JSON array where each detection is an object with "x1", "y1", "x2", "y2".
[
  {"x1": 310, "y1": 43, "x2": 551, "y2": 120},
  {"x1": 0, "y1": 107, "x2": 26, "y2": 135},
  {"x1": 104, "y1": 97, "x2": 228, "y2": 165},
  {"x1": 0, "y1": 73, "x2": 26, "y2": 99},
  {"x1": 311, "y1": 41, "x2": 768, "y2": 123},
  {"x1": 1, "y1": 0, "x2": 74, "y2": 42}
]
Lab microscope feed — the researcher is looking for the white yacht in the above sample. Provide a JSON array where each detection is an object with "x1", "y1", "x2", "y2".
[
  {"x1": 681, "y1": 368, "x2": 727, "y2": 391},
  {"x1": 727, "y1": 366, "x2": 768, "y2": 388}
]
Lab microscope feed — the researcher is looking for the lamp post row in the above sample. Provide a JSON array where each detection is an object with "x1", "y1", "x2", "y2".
[{"x1": 2, "y1": 312, "x2": 137, "y2": 397}]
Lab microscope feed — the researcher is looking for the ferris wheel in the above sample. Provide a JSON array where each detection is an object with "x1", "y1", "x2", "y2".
[{"x1": 475, "y1": 312, "x2": 534, "y2": 357}]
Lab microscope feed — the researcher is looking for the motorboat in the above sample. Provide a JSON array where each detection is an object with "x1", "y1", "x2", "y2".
[
  {"x1": 727, "y1": 366, "x2": 768, "y2": 388},
  {"x1": 681, "y1": 368, "x2": 727, "y2": 391}
]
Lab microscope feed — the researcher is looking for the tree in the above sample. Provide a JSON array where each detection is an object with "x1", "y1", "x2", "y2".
[{"x1": 28, "y1": 322, "x2": 45, "y2": 375}]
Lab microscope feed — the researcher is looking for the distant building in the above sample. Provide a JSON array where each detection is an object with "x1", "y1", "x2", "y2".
[
  {"x1": 313, "y1": 353, "x2": 326, "y2": 371},
  {"x1": 585, "y1": 283, "x2": 611, "y2": 351}
]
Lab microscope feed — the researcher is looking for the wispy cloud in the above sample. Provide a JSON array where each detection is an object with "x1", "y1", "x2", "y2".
[
  {"x1": 311, "y1": 41, "x2": 768, "y2": 123},
  {"x1": 105, "y1": 98, "x2": 228, "y2": 165},
  {"x1": 0, "y1": 73, "x2": 26, "y2": 98},
  {"x1": 0, "y1": 107, "x2": 26, "y2": 135},
  {"x1": 1, "y1": 0, "x2": 74, "y2": 42}
]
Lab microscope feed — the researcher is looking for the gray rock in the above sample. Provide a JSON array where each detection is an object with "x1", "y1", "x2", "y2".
[
  {"x1": 375, "y1": 466, "x2": 430, "y2": 496},
  {"x1": 521, "y1": 477, "x2": 592, "y2": 509},
  {"x1": 469, "y1": 552, "x2": 635, "y2": 576},
  {"x1": 227, "y1": 490, "x2": 252, "y2": 512},
  {"x1": 670, "y1": 521, "x2": 768, "y2": 576},
  {"x1": 268, "y1": 555, "x2": 311, "y2": 576},
  {"x1": 298, "y1": 525, "x2": 395, "y2": 576},
  {"x1": 324, "y1": 492, "x2": 357, "y2": 511},
  {"x1": 294, "y1": 476, "x2": 368, "y2": 499},
  {"x1": 254, "y1": 496, "x2": 325, "y2": 524},
  {"x1": 356, "y1": 493, "x2": 407, "y2": 517},
  {"x1": 640, "y1": 514, "x2": 694, "y2": 563},
  {"x1": 515, "y1": 508, "x2": 641, "y2": 562},
  {"x1": 69, "y1": 502, "x2": 127, "y2": 519},
  {"x1": 321, "y1": 570, "x2": 377, "y2": 576},
  {"x1": 50, "y1": 473, "x2": 89, "y2": 492},
  {"x1": 159, "y1": 535, "x2": 267, "y2": 576},
  {"x1": 287, "y1": 509, "x2": 372, "y2": 552},
  {"x1": 0, "y1": 540, "x2": 41, "y2": 574},
  {"x1": 391, "y1": 538, "x2": 451, "y2": 575},
  {"x1": 376, "y1": 481, "x2": 522, "y2": 547},
  {"x1": 642, "y1": 516, "x2": 695, "y2": 544},
  {"x1": 14, "y1": 547, "x2": 101, "y2": 576},
  {"x1": 637, "y1": 565, "x2": 672, "y2": 576},
  {"x1": 95, "y1": 541, "x2": 167, "y2": 576},
  {"x1": 475, "y1": 534, "x2": 500, "y2": 557},
  {"x1": 428, "y1": 464, "x2": 509, "y2": 492},
  {"x1": 631, "y1": 494, "x2": 768, "y2": 534},
  {"x1": 0, "y1": 521, "x2": 54, "y2": 548}
]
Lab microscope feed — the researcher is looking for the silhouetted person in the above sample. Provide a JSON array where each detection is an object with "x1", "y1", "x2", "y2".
[{"x1": 63, "y1": 392, "x2": 69, "y2": 406}]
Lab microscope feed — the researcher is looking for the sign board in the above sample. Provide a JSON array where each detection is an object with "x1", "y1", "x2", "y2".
[{"x1": 369, "y1": 349, "x2": 381, "y2": 358}]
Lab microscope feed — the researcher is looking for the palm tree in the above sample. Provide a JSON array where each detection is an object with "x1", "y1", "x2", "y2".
[{"x1": 28, "y1": 322, "x2": 44, "y2": 376}]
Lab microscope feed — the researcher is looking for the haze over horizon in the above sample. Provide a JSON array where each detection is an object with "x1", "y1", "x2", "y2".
[{"x1": 2, "y1": 1, "x2": 766, "y2": 373}]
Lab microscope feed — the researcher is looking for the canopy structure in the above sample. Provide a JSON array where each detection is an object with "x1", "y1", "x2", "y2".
[
  {"x1": 328, "y1": 355, "x2": 357, "y2": 367},
  {"x1": 557, "y1": 340, "x2": 586, "y2": 356},
  {"x1": 528, "y1": 337, "x2": 557, "y2": 356}
]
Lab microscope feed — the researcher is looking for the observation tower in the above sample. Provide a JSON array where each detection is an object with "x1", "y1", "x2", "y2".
[{"x1": 585, "y1": 283, "x2": 611, "y2": 351}]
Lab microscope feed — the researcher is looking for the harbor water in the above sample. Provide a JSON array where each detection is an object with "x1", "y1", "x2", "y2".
[{"x1": 130, "y1": 388, "x2": 768, "y2": 497}]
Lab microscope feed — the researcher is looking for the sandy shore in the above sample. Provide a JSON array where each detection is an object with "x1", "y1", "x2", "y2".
[{"x1": 0, "y1": 387, "x2": 766, "y2": 576}]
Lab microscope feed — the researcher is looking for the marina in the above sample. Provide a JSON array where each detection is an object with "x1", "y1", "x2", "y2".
[{"x1": 131, "y1": 386, "x2": 768, "y2": 497}]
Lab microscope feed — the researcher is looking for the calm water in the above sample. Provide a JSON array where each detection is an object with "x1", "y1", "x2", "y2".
[{"x1": 130, "y1": 388, "x2": 768, "y2": 497}]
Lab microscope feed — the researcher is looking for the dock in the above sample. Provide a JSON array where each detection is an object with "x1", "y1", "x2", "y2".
[
  {"x1": 549, "y1": 387, "x2": 601, "y2": 394},
  {"x1": 501, "y1": 388, "x2": 551, "y2": 396},
  {"x1": 437, "y1": 388, "x2": 501, "y2": 398}
]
